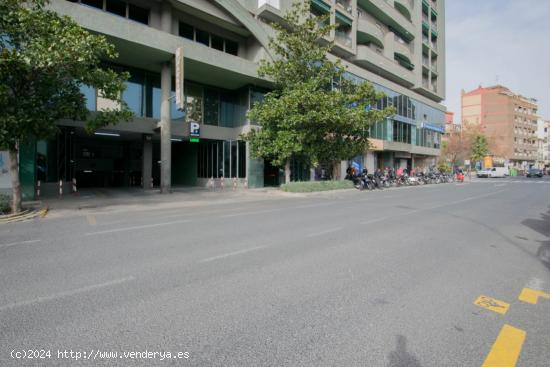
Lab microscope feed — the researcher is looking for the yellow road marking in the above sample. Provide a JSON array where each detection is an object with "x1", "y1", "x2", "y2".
[
  {"x1": 86, "y1": 215, "x2": 97, "y2": 226},
  {"x1": 474, "y1": 295, "x2": 510, "y2": 315},
  {"x1": 481, "y1": 324, "x2": 526, "y2": 367},
  {"x1": 518, "y1": 288, "x2": 550, "y2": 305}
]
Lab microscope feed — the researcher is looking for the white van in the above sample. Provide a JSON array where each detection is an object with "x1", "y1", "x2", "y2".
[{"x1": 488, "y1": 167, "x2": 508, "y2": 178}]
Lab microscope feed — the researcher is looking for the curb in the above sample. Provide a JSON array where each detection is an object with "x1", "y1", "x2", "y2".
[{"x1": 0, "y1": 208, "x2": 48, "y2": 224}]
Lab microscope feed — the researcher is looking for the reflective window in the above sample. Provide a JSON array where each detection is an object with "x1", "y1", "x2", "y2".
[
  {"x1": 80, "y1": 85, "x2": 96, "y2": 111},
  {"x1": 185, "y1": 84, "x2": 203, "y2": 123},
  {"x1": 106, "y1": 0, "x2": 126, "y2": 17},
  {"x1": 123, "y1": 75, "x2": 144, "y2": 116}
]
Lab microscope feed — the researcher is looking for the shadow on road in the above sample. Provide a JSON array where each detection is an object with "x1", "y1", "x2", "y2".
[
  {"x1": 387, "y1": 335, "x2": 422, "y2": 367},
  {"x1": 521, "y1": 207, "x2": 550, "y2": 270}
]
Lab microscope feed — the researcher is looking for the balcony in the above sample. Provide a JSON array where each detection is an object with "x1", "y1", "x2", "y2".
[
  {"x1": 335, "y1": 29, "x2": 353, "y2": 49},
  {"x1": 336, "y1": 0, "x2": 353, "y2": 15},
  {"x1": 258, "y1": 0, "x2": 279, "y2": 9},
  {"x1": 394, "y1": 39, "x2": 411, "y2": 61},
  {"x1": 357, "y1": 18, "x2": 384, "y2": 48},
  {"x1": 358, "y1": 0, "x2": 415, "y2": 42},
  {"x1": 394, "y1": 0, "x2": 412, "y2": 22},
  {"x1": 353, "y1": 44, "x2": 415, "y2": 87}
]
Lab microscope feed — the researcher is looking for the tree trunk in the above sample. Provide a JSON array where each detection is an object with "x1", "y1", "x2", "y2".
[
  {"x1": 9, "y1": 146, "x2": 22, "y2": 214},
  {"x1": 284, "y1": 159, "x2": 291, "y2": 184}
]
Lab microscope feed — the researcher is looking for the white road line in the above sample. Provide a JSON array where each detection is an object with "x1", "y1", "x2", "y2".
[
  {"x1": 220, "y1": 208, "x2": 281, "y2": 218},
  {"x1": 84, "y1": 219, "x2": 191, "y2": 236},
  {"x1": 199, "y1": 245, "x2": 267, "y2": 263},
  {"x1": 0, "y1": 239, "x2": 41, "y2": 249},
  {"x1": 360, "y1": 217, "x2": 389, "y2": 225},
  {"x1": 306, "y1": 227, "x2": 343, "y2": 238},
  {"x1": 0, "y1": 276, "x2": 135, "y2": 312}
]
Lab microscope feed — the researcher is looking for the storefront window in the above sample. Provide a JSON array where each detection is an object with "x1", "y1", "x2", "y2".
[{"x1": 197, "y1": 140, "x2": 246, "y2": 178}]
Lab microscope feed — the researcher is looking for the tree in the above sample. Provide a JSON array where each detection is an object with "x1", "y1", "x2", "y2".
[
  {"x1": 441, "y1": 131, "x2": 468, "y2": 166},
  {"x1": 0, "y1": 0, "x2": 132, "y2": 213},
  {"x1": 243, "y1": 2, "x2": 394, "y2": 183},
  {"x1": 470, "y1": 133, "x2": 489, "y2": 164}
]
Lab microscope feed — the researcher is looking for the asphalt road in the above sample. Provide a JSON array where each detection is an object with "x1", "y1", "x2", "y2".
[{"x1": 1, "y1": 177, "x2": 550, "y2": 366}]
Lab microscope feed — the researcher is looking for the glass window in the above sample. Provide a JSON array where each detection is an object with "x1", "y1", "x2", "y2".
[
  {"x1": 106, "y1": 0, "x2": 126, "y2": 17},
  {"x1": 81, "y1": 0, "x2": 103, "y2": 10},
  {"x1": 223, "y1": 141, "x2": 230, "y2": 178},
  {"x1": 204, "y1": 89, "x2": 220, "y2": 126},
  {"x1": 123, "y1": 74, "x2": 144, "y2": 116},
  {"x1": 80, "y1": 85, "x2": 96, "y2": 111},
  {"x1": 238, "y1": 141, "x2": 246, "y2": 178},
  {"x1": 128, "y1": 4, "x2": 149, "y2": 24},
  {"x1": 211, "y1": 35, "x2": 224, "y2": 51},
  {"x1": 196, "y1": 29, "x2": 209, "y2": 46},
  {"x1": 185, "y1": 84, "x2": 203, "y2": 123},
  {"x1": 151, "y1": 86, "x2": 161, "y2": 119},
  {"x1": 179, "y1": 22, "x2": 194, "y2": 40},
  {"x1": 231, "y1": 141, "x2": 238, "y2": 178},
  {"x1": 170, "y1": 91, "x2": 185, "y2": 120},
  {"x1": 225, "y1": 40, "x2": 238, "y2": 55}
]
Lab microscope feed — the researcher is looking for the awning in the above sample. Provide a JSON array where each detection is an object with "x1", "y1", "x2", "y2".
[
  {"x1": 335, "y1": 11, "x2": 352, "y2": 26},
  {"x1": 311, "y1": 0, "x2": 330, "y2": 13},
  {"x1": 421, "y1": 122, "x2": 445, "y2": 133}
]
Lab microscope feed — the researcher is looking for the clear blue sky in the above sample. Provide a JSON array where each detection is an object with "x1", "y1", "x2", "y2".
[{"x1": 445, "y1": 0, "x2": 550, "y2": 122}]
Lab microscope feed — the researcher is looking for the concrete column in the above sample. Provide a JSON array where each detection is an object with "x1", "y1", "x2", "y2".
[
  {"x1": 142, "y1": 134, "x2": 152, "y2": 189},
  {"x1": 159, "y1": 1, "x2": 172, "y2": 194},
  {"x1": 160, "y1": 62, "x2": 172, "y2": 193}
]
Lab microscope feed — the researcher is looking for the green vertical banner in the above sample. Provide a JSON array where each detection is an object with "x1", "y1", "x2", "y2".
[{"x1": 19, "y1": 139, "x2": 36, "y2": 200}]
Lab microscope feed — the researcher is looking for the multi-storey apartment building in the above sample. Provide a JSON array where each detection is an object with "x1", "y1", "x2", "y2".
[
  {"x1": 461, "y1": 85, "x2": 539, "y2": 168},
  {"x1": 17, "y1": 0, "x2": 446, "y2": 199},
  {"x1": 543, "y1": 120, "x2": 550, "y2": 168}
]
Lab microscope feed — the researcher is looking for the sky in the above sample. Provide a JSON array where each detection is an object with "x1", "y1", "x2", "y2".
[{"x1": 445, "y1": 0, "x2": 550, "y2": 122}]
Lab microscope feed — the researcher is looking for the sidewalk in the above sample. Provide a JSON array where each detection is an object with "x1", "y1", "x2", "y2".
[{"x1": 28, "y1": 186, "x2": 289, "y2": 219}]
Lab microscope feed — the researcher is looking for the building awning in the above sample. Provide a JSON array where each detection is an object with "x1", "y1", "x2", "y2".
[
  {"x1": 421, "y1": 122, "x2": 445, "y2": 133},
  {"x1": 311, "y1": 0, "x2": 330, "y2": 13},
  {"x1": 335, "y1": 11, "x2": 352, "y2": 26}
]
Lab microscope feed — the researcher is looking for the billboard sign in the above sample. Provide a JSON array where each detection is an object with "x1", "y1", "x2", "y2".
[{"x1": 175, "y1": 47, "x2": 184, "y2": 111}]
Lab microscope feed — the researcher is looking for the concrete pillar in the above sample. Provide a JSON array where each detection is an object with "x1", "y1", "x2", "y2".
[
  {"x1": 309, "y1": 168, "x2": 316, "y2": 181},
  {"x1": 142, "y1": 134, "x2": 152, "y2": 189},
  {"x1": 160, "y1": 62, "x2": 172, "y2": 193},
  {"x1": 159, "y1": 2, "x2": 172, "y2": 194}
]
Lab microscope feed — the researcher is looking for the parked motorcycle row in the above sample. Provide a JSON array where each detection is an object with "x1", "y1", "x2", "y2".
[{"x1": 348, "y1": 168, "x2": 456, "y2": 191}]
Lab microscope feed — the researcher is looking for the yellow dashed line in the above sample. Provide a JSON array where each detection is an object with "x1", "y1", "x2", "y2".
[
  {"x1": 481, "y1": 324, "x2": 526, "y2": 367},
  {"x1": 518, "y1": 288, "x2": 550, "y2": 305}
]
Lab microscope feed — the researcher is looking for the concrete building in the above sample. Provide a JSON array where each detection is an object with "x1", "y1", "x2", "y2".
[
  {"x1": 18, "y1": 0, "x2": 446, "y2": 199},
  {"x1": 461, "y1": 85, "x2": 539, "y2": 168},
  {"x1": 543, "y1": 120, "x2": 550, "y2": 168}
]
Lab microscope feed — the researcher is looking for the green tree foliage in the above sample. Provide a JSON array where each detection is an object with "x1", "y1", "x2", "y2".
[
  {"x1": 0, "y1": 0, "x2": 132, "y2": 212},
  {"x1": 470, "y1": 133, "x2": 489, "y2": 164},
  {"x1": 243, "y1": 2, "x2": 394, "y2": 182}
]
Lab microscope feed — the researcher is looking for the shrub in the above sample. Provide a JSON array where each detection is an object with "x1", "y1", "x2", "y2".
[
  {"x1": 281, "y1": 180, "x2": 354, "y2": 193},
  {"x1": 0, "y1": 193, "x2": 10, "y2": 214}
]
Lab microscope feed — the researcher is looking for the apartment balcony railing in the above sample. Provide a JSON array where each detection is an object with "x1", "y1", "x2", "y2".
[
  {"x1": 431, "y1": 22, "x2": 438, "y2": 31},
  {"x1": 357, "y1": 18, "x2": 384, "y2": 47},
  {"x1": 422, "y1": 57, "x2": 429, "y2": 67},
  {"x1": 336, "y1": 0, "x2": 353, "y2": 14},
  {"x1": 335, "y1": 30, "x2": 353, "y2": 48}
]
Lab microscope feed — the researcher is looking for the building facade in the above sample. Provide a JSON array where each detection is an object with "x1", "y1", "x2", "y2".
[
  {"x1": 461, "y1": 85, "x2": 539, "y2": 168},
  {"x1": 18, "y1": 0, "x2": 446, "y2": 199},
  {"x1": 543, "y1": 120, "x2": 550, "y2": 168}
]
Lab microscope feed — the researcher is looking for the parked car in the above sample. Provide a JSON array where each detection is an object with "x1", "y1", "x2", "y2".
[
  {"x1": 526, "y1": 168, "x2": 543, "y2": 178},
  {"x1": 477, "y1": 167, "x2": 508, "y2": 178}
]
